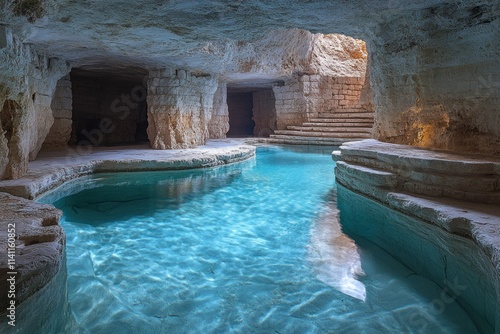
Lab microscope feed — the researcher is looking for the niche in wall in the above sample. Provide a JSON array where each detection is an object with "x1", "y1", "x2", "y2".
[
  {"x1": 226, "y1": 86, "x2": 276, "y2": 137},
  {"x1": 227, "y1": 92, "x2": 255, "y2": 137},
  {"x1": 70, "y1": 68, "x2": 148, "y2": 146}
]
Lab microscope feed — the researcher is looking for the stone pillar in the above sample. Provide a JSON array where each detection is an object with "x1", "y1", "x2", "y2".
[
  {"x1": 147, "y1": 69, "x2": 218, "y2": 149},
  {"x1": 272, "y1": 78, "x2": 306, "y2": 130},
  {"x1": 43, "y1": 75, "x2": 73, "y2": 148},
  {"x1": 208, "y1": 81, "x2": 229, "y2": 139}
]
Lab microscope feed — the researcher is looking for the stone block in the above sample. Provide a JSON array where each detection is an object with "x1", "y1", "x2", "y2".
[
  {"x1": 309, "y1": 75, "x2": 321, "y2": 82},
  {"x1": 176, "y1": 69, "x2": 187, "y2": 80},
  {"x1": 159, "y1": 68, "x2": 175, "y2": 78}
]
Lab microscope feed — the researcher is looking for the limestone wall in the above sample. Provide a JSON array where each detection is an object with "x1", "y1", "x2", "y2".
[
  {"x1": 252, "y1": 89, "x2": 276, "y2": 137},
  {"x1": 0, "y1": 27, "x2": 70, "y2": 180},
  {"x1": 272, "y1": 74, "x2": 369, "y2": 130},
  {"x1": 230, "y1": 29, "x2": 367, "y2": 79},
  {"x1": 301, "y1": 75, "x2": 366, "y2": 118},
  {"x1": 208, "y1": 81, "x2": 229, "y2": 139},
  {"x1": 369, "y1": 4, "x2": 500, "y2": 156},
  {"x1": 147, "y1": 69, "x2": 218, "y2": 149},
  {"x1": 272, "y1": 78, "x2": 306, "y2": 130},
  {"x1": 43, "y1": 75, "x2": 72, "y2": 148}
]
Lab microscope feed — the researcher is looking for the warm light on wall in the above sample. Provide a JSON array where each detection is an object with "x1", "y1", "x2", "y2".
[{"x1": 404, "y1": 106, "x2": 451, "y2": 149}]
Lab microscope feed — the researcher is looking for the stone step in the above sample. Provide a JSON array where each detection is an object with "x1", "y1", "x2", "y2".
[
  {"x1": 301, "y1": 122, "x2": 373, "y2": 127},
  {"x1": 315, "y1": 112, "x2": 374, "y2": 119},
  {"x1": 268, "y1": 135, "x2": 359, "y2": 146},
  {"x1": 318, "y1": 110, "x2": 374, "y2": 115},
  {"x1": 307, "y1": 118, "x2": 374, "y2": 124},
  {"x1": 274, "y1": 130, "x2": 372, "y2": 138},
  {"x1": 287, "y1": 126, "x2": 372, "y2": 133}
]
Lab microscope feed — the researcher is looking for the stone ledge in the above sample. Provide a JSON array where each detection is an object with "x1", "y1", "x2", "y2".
[
  {"x1": 0, "y1": 193, "x2": 64, "y2": 309},
  {"x1": 334, "y1": 139, "x2": 500, "y2": 255},
  {"x1": 334, "y1": 139, "x2": 500, "y2": 204},
  {"x1": 334, "y1": 139, "x2": 500, "y2": 332},
  {"x1": 0, "y1": 140, "x2": 256, "y2": 200}
]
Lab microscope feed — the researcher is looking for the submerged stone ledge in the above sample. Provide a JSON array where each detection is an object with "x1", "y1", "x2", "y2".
[
  {"x1": 334, "y1": 139, "x2": 500, "y2": 332},
  {"x1": 0, "y1": 139, "x2": 255, "y2": 311}
]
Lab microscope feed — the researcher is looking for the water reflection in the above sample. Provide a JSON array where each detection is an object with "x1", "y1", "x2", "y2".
[
  {"x1": 42, "y1": 159, "x2": 256, "y2": 226},
  {"x1": 308, "y1": 188, "x2": 366, "y2": 301}
]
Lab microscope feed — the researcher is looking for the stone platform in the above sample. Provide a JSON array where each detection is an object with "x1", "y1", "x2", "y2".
[{"x1": 334, "y1": 139, "x2": 500, "y2": 332}]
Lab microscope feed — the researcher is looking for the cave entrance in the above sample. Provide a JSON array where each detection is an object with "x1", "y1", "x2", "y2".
[
  {"x1": 227, "y1": 92, "x2": 255, "y2": 137},
  {"x1": 70, "y1": 68, "x2": 149, "y2": 146},
  {"x1": 227, "y1": 85, "x2": 277, "y2": 137}
]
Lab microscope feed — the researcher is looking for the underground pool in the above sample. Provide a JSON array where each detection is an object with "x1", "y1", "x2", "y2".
[{"x1": 38, "y1": 145, "x2": 480, "y2": 333}]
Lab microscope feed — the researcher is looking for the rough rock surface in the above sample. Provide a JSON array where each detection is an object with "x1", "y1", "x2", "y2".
[
  {"x1": 334, "y1": 139, "x2": 500, "y2": 204},
  {"x1": 0, "y1": 10, "x2": 369, "y2": 174},
  {"x1": 0, "y1": 0, "x2": 497, "y2": 156},
  {"x1": 0, "y1": 26, "x2": 70, "y2": 179},
  {"x1": 0, "y1": 192, "x2": 64, "y2": 309},
  {"x1": 369, "y1": 4, "x2": 500, "y2": 155},
  {"x1": 208, "y1": 82, "x2": 230, "y2": 139},
  {"x1": 43, "y1": 74, "x2": 72, "y2": 147}
]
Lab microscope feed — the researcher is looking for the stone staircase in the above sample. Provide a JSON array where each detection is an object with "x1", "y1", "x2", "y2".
[{"x1": 269, "y1": 109, "x2": 374, "y2": 146}]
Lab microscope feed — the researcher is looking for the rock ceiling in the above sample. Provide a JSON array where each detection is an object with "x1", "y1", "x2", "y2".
[{"x1": 1, "y1": 0, "x2": 445, "y2": 75}]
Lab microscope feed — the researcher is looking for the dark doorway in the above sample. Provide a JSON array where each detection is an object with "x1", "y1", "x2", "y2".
[
  {"x1": 70, "y1": 69, "x2": 148, "y2": 146},
  {"x1": 227, "y1": 92, "x2": 255, "y2": 137}
]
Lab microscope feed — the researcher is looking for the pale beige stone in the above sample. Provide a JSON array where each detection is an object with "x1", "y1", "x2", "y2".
[
  {"x1": 43, "y1": 118, "x2": 72, "y2": 148},
  {"x1": 0, "y1": 192, "x2": 64, "y2": 308}
]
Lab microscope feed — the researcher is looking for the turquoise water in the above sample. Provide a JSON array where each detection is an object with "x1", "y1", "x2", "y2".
[{"x1": 41, "y1": 146, "x2": 479, "y2": 333}]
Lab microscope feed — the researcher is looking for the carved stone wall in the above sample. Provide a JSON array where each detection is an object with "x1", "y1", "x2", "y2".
[
  {"x1": 147, "y1": 69, "x2": 218, "y2": 149},
  {"x1": 43, "y1": 75, "x2": 72, "y2": 148}
]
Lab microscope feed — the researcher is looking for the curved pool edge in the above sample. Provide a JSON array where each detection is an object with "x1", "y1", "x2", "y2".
[
  {"x1": 335, "y1": 139, "x2": 500, "y2": 333},
  {"x1": 0, "y1": 141, "x2": 256, "y2": 200},
  {"x1": 0, "y1": 140, "x2": 256, "y2": 325}
]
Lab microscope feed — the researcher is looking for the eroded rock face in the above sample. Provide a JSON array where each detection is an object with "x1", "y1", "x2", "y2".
[
  {"x1": 0, "y1": 27, "x2": 70, "y2": 179},
  {"x1": 0, "y1": 192, "x2": 64, "y2": 309},
  {"x1": 368, "y1": 3, "x2": 500, "y2": 155}
]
